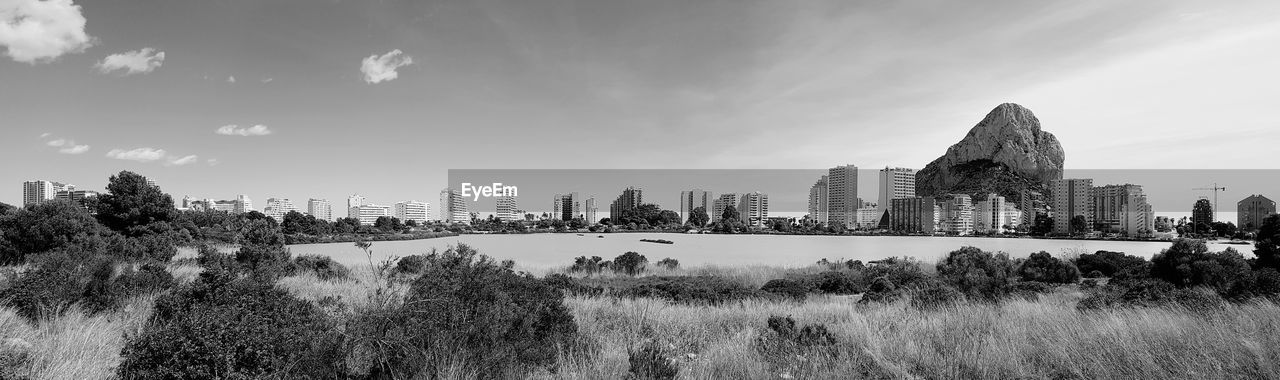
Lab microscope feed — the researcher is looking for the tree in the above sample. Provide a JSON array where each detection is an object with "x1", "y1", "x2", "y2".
[
  {"x1": 657, "y1": 210, "x2": 681, "y2": 226},
  {"x1": 374, "y1": 216, "x2": 397, "y2": 233},
  {"x1": 1017, "y1": 251, "x2": 1080, "y2": 284},
  {"x1": 333, "y1": 217, "x2": 360, "y2": 234},
  {"x1": 1253, "y1": 215, "x2": 1280, "y2": 270},
  {"x1": 687, "y1": 206, "x2": 709, "y2": 228},
  {"x1": 281, "y1": 211, "x2": 309, "y2": 235},
  {"x1": 0, "y1": 202, "x2": 13, "y2": 215},
  {"x1": 1070, "y1": 215, "x2": 1089, "y2": 235},
  {"x1": 721, "y1": 205, "x2": 740, "y2": 223},
  {"x1": 0, "y1": 200, "x2": 112, "y2": 264},
  {"x1": 91, "y1": 171, "x2": 177, "y2": 235},
  {"x1": 936, "y1": 246, "x2": 1017, "y2": 301},
  {"x1": 612, "y1": 251, "x2": 648, "y2": 276}
]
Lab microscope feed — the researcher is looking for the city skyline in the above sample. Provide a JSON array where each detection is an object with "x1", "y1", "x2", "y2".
[{"x1": 5, "y1": 0, "x2": 1280, "y2": 209}]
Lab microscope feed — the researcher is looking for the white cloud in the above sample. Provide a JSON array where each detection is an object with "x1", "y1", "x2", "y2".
[
  {"x1": 227, "y1": 75, "x2": 235, "y2": 83},
  {"x1": 106, "y1": 147, "x2": 166, "y2": 162},
  {"x1": 42, "y1": 136, "x2": 89, "y2": 154},
  {"x1": 215, "y1": 124, "x2": 272, "y2": 136},
  {"x1": 166, "y1": 155, "x2": 198, "y2": 166},
  {"x1": 361, "y1": 49, "x2": 413, "y2": 84},
  {"x1": 0, "y1": 0, "x2": 95, "y2": 64},
  {"x1": 206, "y1": 158, "x2": 219, "y2": 166},
  {"x1": 261, "y1": 78, "x2": 273, "y2": 83},
  {"x1": 95, "y1": 48, "x2": 165, "y2": 75},
  {"x1": 39, "y1": 132, "x2": 50, "y2": 138}
]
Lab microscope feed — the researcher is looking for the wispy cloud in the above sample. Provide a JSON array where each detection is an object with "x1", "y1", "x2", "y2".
[
  {"x1": 95, "y1": 48, "x2": 165, "y2": 75},
  {"x1": 261, "y1": 78, "x2": 273, "y2": 83},
  {"x1": 0, "y1": 0, "x2": 95, "y2": 64},
  {"x1": 215, "y1": 124, "x2": 272, "y2": 136},
  {"x1": 166, "y1": 155, "x2": 199, "y2": 166},
  {"x1": 206, "y1": 158, "x2": 220, "y2": 166},
  {"x1": 106, "y1": 147, "x2": 167, "y2": 162},
  {"x1": 227, "y1": 75, "x2": 236, "y2": 83},
  {"x1": 42, "y1": 135, "x2": 90, "y2": 154},
  {"x1": 361, "y1": 49, "x2": 413, "y2": 84}
]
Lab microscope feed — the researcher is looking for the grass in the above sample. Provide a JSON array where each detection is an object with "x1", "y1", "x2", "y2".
[{"x1": 4, "y1": 258, "x2": 1280, "y2": 379}]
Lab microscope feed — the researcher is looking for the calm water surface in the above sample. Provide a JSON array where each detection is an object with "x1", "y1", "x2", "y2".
[{"x1": 288, "y1": 234, "x2": 1242, "y2": 270}]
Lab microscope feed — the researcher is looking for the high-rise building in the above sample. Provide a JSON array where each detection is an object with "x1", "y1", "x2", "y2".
[
  {"x1": 22, "y1": 180, "x2": 71, "y2": 206},
  {"x1": 1239, "y1": 195, "x2": 1276, "y2": 232},
  {"x1": 234, "y1": 194, "x2": 254, "y2": 214},
  {"x1": 610, "y1": 187, "x2": 643, "y2": 221},
  {"x1": 439, "y1": 188, "x2": 469, "y2": 224},
  {"x1": 181, "y1": 195, "x2": 194, "y2": 209},
  {"x1": 583, "y1": 197, "x2": 598, "y2": 225},
  {"x1": 1091, "y1": 184, "x2": 1154, "y2": 236},
  {"x1": 553, "y1": 193, "x2": 581, "y2": 221},
  {"x1": 1018, "y1": 189, "x2": 1047, "y2": 230},
  {"x1": 807, "y1": 175, "x2": 828, "y2": 225},
  {"x1": 1002, "y1": 202, "x2": 1022, "y2": 230},
  {"x1": 207, "y1": 199, "x2": 237, "y2": 213},
  {"x1": 855, "y1": 205, "x2": 881, "y2": 229},
  {"x1": 679, "y1": 189, "x2": 714, "y2": 224},
  {"x1": 737, "y1": 192, "x2": 769, "y2": 228},
  {"x1": 877, "y1": 167, "x2": 916, "y2": 217},
  {"x1": 354, "y1": 204, "x2": 392, "y2": 226},
  {"x1": 395, "y1": 201, "x2": 430, "y2": 224},
  {"x1": 347, "y1": 194, "x2": 365, "y2": 219},
  {"x1": 496, "y1": 195, "x2": 519, "y2": 221},
  {"x1": 1192, "y1": 198, "x2": 1214, "y2": 230},
  {"x1": 712, "y1": 193, "x2": 739, "y2": 222},
  {"x1": 1050, "y1": 179, "x2": 1093, "y2": 235},
  {"x1": 889, "y1": 197, "x2": 937, "y2": 234},
  {"x1": 938, "y1": 194, "x2": 974, "y2": 235},
  {"x1": 827, "y1": 165, "x2": 859, "y2": 229},
  {"x1": 55, "y1": 189, "x2": 98, "y2": 207},
  {"x1": 973, "y1": 194, "x2": 1009, "y2": 234},
  {"x1": 263, "y1": 198, "x2": 297, "y2": 222},
  {"x1": 307, "y1": 199, "x2": 333, "y2": 221}
]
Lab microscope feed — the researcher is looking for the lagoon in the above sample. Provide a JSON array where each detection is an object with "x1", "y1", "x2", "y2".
[{"x1": 287, "y1": 233, "x2": 1243, "y2": 271}]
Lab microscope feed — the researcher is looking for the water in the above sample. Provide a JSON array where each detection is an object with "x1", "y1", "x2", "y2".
[{"x1": 287, "y1": 234, "x2": 1246, "y2": 270}]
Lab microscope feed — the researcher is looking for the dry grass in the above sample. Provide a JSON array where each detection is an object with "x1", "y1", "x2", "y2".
[{"x1": 0, "y1": 294, "x2": 157, "y2": 380}]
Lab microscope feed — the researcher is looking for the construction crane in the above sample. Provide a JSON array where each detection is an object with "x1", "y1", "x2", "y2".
[{"x1": 1192, "y1": 183, "x2": 1227, "y2": 222}]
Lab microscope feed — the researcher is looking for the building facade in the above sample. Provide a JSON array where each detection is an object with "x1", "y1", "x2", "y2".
[
  {"x1": 737, "y1": 192, "x2": 769, "y2": 228},
  {"x1": 609, "y1": 187, "x2": 643, "y2": 221},
  {"x1": 1238, "y1": 195, "x2": 1277, "y2": 232},
  {"x1": 1091, "y1": 184, "x2": 1154, "y2": 236},
  {"x1": 234, "y1": 194, "x2": 254, "y2": 214},
  {"x1": 973, "y1": 193, "x2": 1008, "y2": 234},
  {"x1": 395, "y1": 201, "x2": 430, "y2": 224},
  {"x1": 55, "y1": 190, "x2": 99, "y2": 207},
  {"x1": 553, "y1": 193, "x2": 581, "y2": 221},
  {"x1": 826, "y1": 165, "x2": 859, "y2": 229},
  {"x1": 439, "y1": 188, "x2": 470, "y2": 224},
  {"x1": 807, "y1": 175, "x2": 828, "y2": 225},
  {"x1": 679, "y1": 189, "x2": 714, "y2": 224},
  {"x1": 583, "y1": 197, "x2": 598, "y2": 225},
  {"x1": 307, "y1": 199, "x2": 333, "y2": 222},
  {"x1": 496, "y1": 195, "x2": 519, "y2": 221},
  {"x1": 1050, "y1": 179, "x2": 1093, "y2": 235},
  {"x1": 355, "y1": 204, "x2": 392, "y2": 226},
  {"x1": 263, "y1": 198, "x2": 297, "y2": 222},
  {"x1": 888, "y1": 197, "x2": 937, "y2": 234},
  {"x1": 1192, "y1": 198, "x2": 1214, "y2": 229},
  {"x1": 877, "y1": 167, "x2": 916, "y2": 218},
  {"x1": 938, "y1": 194, "x2": 974, "y2": 235},
  {"x1": 22, "y1": 180, "x2": 71, "y2": 206},
  {"x1": 347, "y1": 194, "x2": 365, "y2": 219},
  {"x1": 712, "y1": 193, "x2": 739, "y2": 222}
]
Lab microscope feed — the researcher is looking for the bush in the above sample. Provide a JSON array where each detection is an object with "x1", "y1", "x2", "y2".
[
  {"x1": 1075, "y1": 250, "x2": 1148, "y2": 278},
  {"x1": 343, "y1": 244, "x2": 577, "y2": 378},
  {"x1": 394, "y1": 254, "x2": 429, "y2": 275},
  {"x1": 936, "y1": 247, "x2": 1017, "y2": 301},
  {"x1": 1009, "y1": 281, "x2": 1055, "y2": 301},
  {"x1": 1077, "y1": 278, "x2": 1227, "y2": 312},
  {"x1": 1085, "y1": 270, "x2": 1104, "y2": 278},
  {"x1": 82, "y1": 262, "x2": 175, "y2": 314},
  {"x1": 757, "y1": 316, "x2": 839, "y2": 376},
  {"x1": 808, "y1": 271, "x2": 865, "y2": 294},
  {"x1": 614, "y1": 276, "x2": 761, "y2": 305},
  {"x1": 864, "y1": 257, "x2": 928, "y2": 289},
  {"x1": 119, "y1": 272, "x2": 342, "y2": 378},
  {"x1": 656, "y1": 257, "x2": 680, "y2": 270},
  {"x1": 628, "y1": 341, "x2": 678, "y2": 380},
  {"x1": 612, "y1": 251, "x2": 648, "y2": 276},
  {"x1": 1151, "y1": 239, "x2": 1256, "y2": 299},
  {"x1": 858, "y1": 276, "x2": 900, "y2": 305},
  {"x1": 1017, "y1": 251, "x2": 1081, "y2": 284},
  {"x1": 0, "y1": 200, "x2": 112, "y2": 264},
  {"x1": 290, "y1": 254, "x2": 351, "y2": 281},
  {"x1": 908, "y1": 279, "x2": 963, "y2": 310},
  {"x1": 569, "y1": 255, "x2": 606, "y2": 274},
  {"x1": 544, "y1": 273, "x2": 604, "y2": 296},
  {"x1": 760, "y1": 279, "x2": 809, "y2": 301},
  {"x1": 0, "y1": 252, "x2": 108, "y2": 320},
  {"x1": 234, "y1": 219, "x2": 292, "y2": 279}
]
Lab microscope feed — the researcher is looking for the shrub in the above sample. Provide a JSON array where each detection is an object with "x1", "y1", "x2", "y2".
[
  {"x1": 807, "y1": 271, "x2": 865, "y2": 294},
  {"x1": 1077, "y1": 278, "x2": 1227, "y2": 312},
  {"x1": 569, "y1": 255, "x2": 606, "y2": 274},
  {"x1": 1010, "y1": 281, "x2": 1055, "y2": 301},
  {"x1": 1085, "y1": 270, "x2": 1104, "y2": 278},
  {"x1": 628, "y1": 341, "x2": 678, "y2": 380},
  {"x1": 544, "y1": 273, "x2": 605, "y2": 296},
  {"x1": 760, "y1": 278, "x2": 809, "y2": 301},
  {"x1": 343, "y1": 244, "x2": 577, "y2": 378},
  {"x1": 196, "y1": 244, "x2": 237, "y2": 272},
  {"x1": 757, "y1": 316, "x2": 839, "y2": 376},
  {"x1": 119, "y1": 273, "x2": 342, "y2": 378},
  {"x1": 864, "y1": 257, "x2": 928, "y2": 289},
  {"x1": 394, "y1": 254, "x2": 429, "y2": 275},
  {"x1": 858, "y1": 276, "x2": 900, "y2": 304},
  {"x1": 234, "y1": 219, "x2": 292, "y2": 279},
  {"x1": 0, "y1": 200, "x2": 112, "y2": 264},
  {"x1": 1017, "y1": 251, "x2": 1081, "y2": 284},
  {"x1": 908, "y1": 279, "x2": 963, "y2": 310},
  {"x1": 291, "y1": 254, "x2": 351, "y2": 281},
  {"x1": 612, "y1": 251, "x2": 648, "y2": 276},
  {"x1": 656, "y1": 257, "x2": 680, "y2": 270},
  {"x1": 614, "y1": 276, "x2": 761, "y2": 305},
  {"x1": 0, "y1": 252, "x2": 108, "y2": 320},
  {"x1": 82, "y1": 262, "x2": 175, "y2": 314},
  {"x1": 1151, "y1": 239, "x2": 1256, "y2": 299},
  {"x1": 936, "y1": 247, "x2": 1017, "y2": 301},
  {"x1": 1075, "y1": 250, "x2": 1148, "y2": 278}
]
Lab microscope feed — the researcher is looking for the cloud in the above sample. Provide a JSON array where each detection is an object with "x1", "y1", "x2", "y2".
[
  {"x1": 0, "y1": 0, "x2": 95, "y2": 63},
  {"x1": 106, "y1": 147, "x2": 166, "y2": 162},
  {"x1": 39, "y1": 132, "x2": 50, "y2": 138},
  {"x1": 166, "y1": 155, "x2": 198, "y2": 166},
  {"x1": 227, "y1": 75, "x2": 235, "y2": 83},
  {"x1": 206, "y1": 158, "x2": 219, "y2": 166},
  {"x1": 261, "y1": 78, "x2": 273, "y2": 83},
  {"x1": 42, "y1": 136, "x2": 89, "y2": 154},
  {"x1": 95, "y1": 48, "x2": 165, "y2": 75},
  {"x1": 361, "y1": 49, "x2": 413, "y2": 84},
  {"x1": 215, "y1": 124, "x2": 272, "y2": 136}
]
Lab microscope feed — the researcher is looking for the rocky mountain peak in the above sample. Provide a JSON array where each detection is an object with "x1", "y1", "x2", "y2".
[{"x1": 915, "y1": 103, "x2": 1065, "y2": 200}]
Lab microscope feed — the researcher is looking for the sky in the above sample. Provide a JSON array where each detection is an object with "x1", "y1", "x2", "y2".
[{"x1": 2, "y1": 0, "x2": 1279, "y2": 212}]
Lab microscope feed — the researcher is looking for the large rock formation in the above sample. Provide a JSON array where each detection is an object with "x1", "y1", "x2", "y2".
[{"x1": 915, "y1": 103, "x2": 1064, "y2": 201}]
